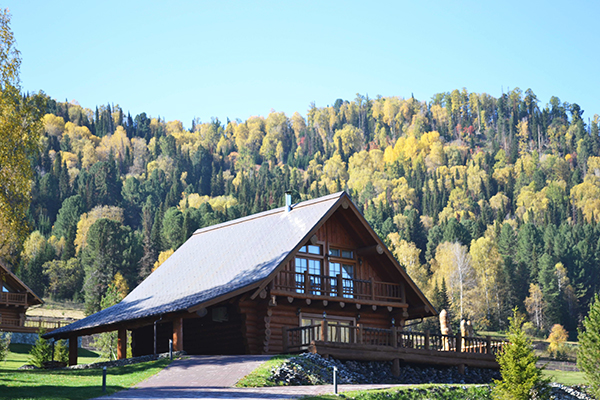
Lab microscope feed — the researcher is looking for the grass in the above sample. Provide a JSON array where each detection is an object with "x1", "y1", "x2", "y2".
[
  {"x1": 26, "y1": 299, "x2": 86, "y2": 320},
  {"x1": 1, "y1": 343, "x2": 107, "y2": 371},
  {"x1": 542, "y1": 369, "x2": 588, "y2": 386},
  {"x1": 300, "y1": 384, "x2": 493, "y2": 400},
  {"x1": 235, "y1": 354, "x2": 292, "y2": 387},
  {"x1": 0, "y1": 358, "x2": 171, "y2": 400}
]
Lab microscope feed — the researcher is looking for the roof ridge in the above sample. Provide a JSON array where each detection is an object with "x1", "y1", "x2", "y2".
[{"x1": 192, "y1": 191, "x2": 345, "y2": 237}]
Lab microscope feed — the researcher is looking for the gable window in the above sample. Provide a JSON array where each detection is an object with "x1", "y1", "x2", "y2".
[
  {"x1": 295, "y1": 244, "x2": 323, "y2": 295},
  {"x1": 328, "y1": 247, "x2": 355, "y2": 298}
]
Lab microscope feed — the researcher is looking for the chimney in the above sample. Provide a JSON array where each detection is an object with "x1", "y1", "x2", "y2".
[{"x1": 285, "y1": 190, "x2": 292, "y2": 212}]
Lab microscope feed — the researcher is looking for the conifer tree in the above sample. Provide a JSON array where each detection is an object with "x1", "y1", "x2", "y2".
[
  {"x1": 493, "y1": 309, "x2": 550, "y2": 400},
  {"x1": 578, "y1": 294, "x2": 600, "y2": 398}
]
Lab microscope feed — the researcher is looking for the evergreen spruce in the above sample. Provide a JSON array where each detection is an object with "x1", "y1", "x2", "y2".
[
  {"x1": 577, "y1": 294, "x2": 600, "y2": 398},
  {"x1": 493, "y1": 309, "x2": 550, "y2": 400}
]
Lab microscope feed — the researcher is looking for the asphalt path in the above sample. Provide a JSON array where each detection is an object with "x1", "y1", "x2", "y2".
[{"x1": 92, "y1": 355, "x2": 406, "y2": 400}]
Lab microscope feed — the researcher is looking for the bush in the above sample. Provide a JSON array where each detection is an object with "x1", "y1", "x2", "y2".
[
  {"x1": 547, "y1": 324, "x2": 568, "y2": 359},
  {"x1": 55, "y1": 339, "x2": 69, "y2": 364},
  {"x1": 578, "y1": 294, "x2": 600, "y2": 399},
  {"x1": 0, "y1": 330, "x2": 11, "y2": 362},
  {"x1": 28, "y1": 329, "x2": 52, "y2": 368},
  {"x1": 493, "y1": 309, "x2": 550, "y2": 400}
]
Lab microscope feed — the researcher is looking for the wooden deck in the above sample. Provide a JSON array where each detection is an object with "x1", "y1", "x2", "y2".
[
  {"x1": 272, "y1": 270, "x2": 408, "y2": 309},
  {"x1": 283, "y1": 323, "x2": 505, "y2": 370},
  {"x1": 0, "y1": 316, "x2": 77, "y2": 333}
]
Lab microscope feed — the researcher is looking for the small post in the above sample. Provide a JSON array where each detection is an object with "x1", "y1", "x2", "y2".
[
  {"x1": 336, "y1": 274, "x2": 343, "y2": 297},
  {"x1": 321, "y1": 320, "x2": 328, "y2": 342},
  {"x1": 333, "y1": 366, "x2": 338, "y2": 395},
  {"x1": 282, "y1": 327, "x2": 289, "y2": 352},
  {"x1": 51, "y1": 340, "x2": 55, "y2": 361},
  {"x1": 486, "y1": 335, "x2": 492, "y2": 354},
  {"x1": 102, "y1": 366, "x2": 107, "y2": 393},
  {"x1": 169, "y1": 339, "x2": 173, "y2": 360},
  {"x1": 456, "y1": 331, "x2": 462, "y2": 353},
  {"x1": 304, "y1": 269, "x2": 311, "y2": 294},
  {"x1": 369, "y1": 277, "x2": 375, "y2": 300},
  {"x1": 424, "y1": 330, "x2": 430, "y2": 350},
  {"x1": 358, "y1": 324, "x2": 363, "y2": 344},
  {"x1": 392, "y1": 326, "x2": 398, "y2": 348}
]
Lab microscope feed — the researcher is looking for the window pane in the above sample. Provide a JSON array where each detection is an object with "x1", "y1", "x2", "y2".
[
  {"x1": 341, "y1": 250, "x2": 354, "y2": 259},
  {"x1": 299, "y1": 245, "x2": 307, "y2": 253},
  {"x1": 329, "y1": 248, "x2": 340, "y2": 257},
  {"x1": 308, "y1": 245, "x2": 321, "y2": 255},
  {"x1": 295, "y1": 258, "x2": 307, "y2": 272},
  {"x1": 342, "y1": 264, "x2": 354, "y2": 279},
  {"x1": 329, "y1": 262, "x2": 341, "y2": 276},
  {"x1": 308, "y1": 259, "x2": 321, "y2": 275}
]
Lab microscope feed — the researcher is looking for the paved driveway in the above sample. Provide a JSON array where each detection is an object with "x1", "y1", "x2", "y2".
[{"x1": 94, "y1": 355, "x2": 405, "y2": 400}]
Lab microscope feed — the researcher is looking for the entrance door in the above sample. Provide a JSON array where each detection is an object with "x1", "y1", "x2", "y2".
[{"x1": 300, "y1": 313, "x2": 355, "y2": 344}]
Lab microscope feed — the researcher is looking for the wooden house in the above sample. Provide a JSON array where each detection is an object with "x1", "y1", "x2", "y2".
[
  {"x1": 46, "y1": 192, "x2": 503, "y2": 370},
  {"x1": 0, "y1": 261, "x2": 43, "y2": 332}
]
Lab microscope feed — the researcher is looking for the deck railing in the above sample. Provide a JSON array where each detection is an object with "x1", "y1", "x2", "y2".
[
  {"x1": 283, "y1": 322, "x2": 506, "y2": 356},
  {"x1": 0, "y1": 292, "x2": 27, "y2": 306},
  {"x1": 273, "y1": 270, "x2": 404, "y2": 303},
  {"x1": 0, "y1": 315, "x2": 75, "y2": 332}
]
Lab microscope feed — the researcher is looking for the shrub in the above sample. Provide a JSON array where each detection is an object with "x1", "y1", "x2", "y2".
[
  {"x1": 578, "y1": 294, "x2": 600, "y2": 399},
  {"x1": 55, "y1": 339, "x2": 69, "y2": 364},
  {"x1": 493, "y1": 309, "x2": 550, "y2": 400},
  {"x1": 0, "y1": 330, "x2": 11, "y2": 362},
  {"x1": 28, "y1": 329, "x2": 52, "y2": 368},
  {"x1": 547, "y1": 324, "x2": 568, "y2": 359}
]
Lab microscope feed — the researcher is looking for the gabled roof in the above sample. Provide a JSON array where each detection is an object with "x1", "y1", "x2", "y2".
[
  {"x1": 0, "y1": 261, "x2": 43, "y2": 306},
  {"x1": 46, "y1": 191, "x2": 436, "y2": 340}
]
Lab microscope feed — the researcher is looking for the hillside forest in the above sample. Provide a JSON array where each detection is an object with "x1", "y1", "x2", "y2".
[{"x1": 12, "y1": 88, "x2": 600, "y2": 336}]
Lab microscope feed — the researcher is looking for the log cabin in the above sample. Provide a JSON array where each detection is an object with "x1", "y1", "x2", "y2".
[
  {"x1": 0, "y1": 261, "x2": 43, "y2": 332},
  {"x1": 46, "y1": 191, "x2": 502, "y2": 370}
]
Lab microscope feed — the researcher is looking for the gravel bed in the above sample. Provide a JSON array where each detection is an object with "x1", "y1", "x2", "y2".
[
  {"x1": 269, "y1": 353, "x2": 596, "y2": 400},
  {"x1": 270, "y1": 353, "x2": 500, "y2": 385}
]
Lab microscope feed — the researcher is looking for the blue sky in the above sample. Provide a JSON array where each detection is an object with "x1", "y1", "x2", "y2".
[{"x1": 7, "y1": 1, "x2": 600, "y2": 128}]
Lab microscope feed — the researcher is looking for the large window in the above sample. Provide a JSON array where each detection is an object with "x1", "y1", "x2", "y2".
[
  {"x1": 295, "y1": 244, "x2": 323, "y2": 295},
  {"x1": 300, "y1": 313, "x2": 355, "y2": 343},
  {"x1": 328, "y1": 247, "x2": 355, "y2": 298}
]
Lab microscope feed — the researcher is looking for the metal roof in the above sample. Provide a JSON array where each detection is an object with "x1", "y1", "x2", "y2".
[{"x1": 46, "y1": 192, "x2": 345, "y2": 338}]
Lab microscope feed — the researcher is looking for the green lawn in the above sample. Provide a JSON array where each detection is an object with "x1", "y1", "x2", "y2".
[
  {"x1": 300, "y1": 385, "x2": 493, "y2": 400},
  {"x1": 235, "y1": 354, "x2": 292, "y2": 387},
  {"x1": 0, "y1": 358, "x2": 171, "y2": 400},
  {"x1": 542, "y1": 369, "x2": 588, "y2": 386},
  {"x1": 0, "y1": 343, "x2": 171, "y2": 400},
  {"x1": 1, "y1": 343, "x2": 107, "y2": 370}
]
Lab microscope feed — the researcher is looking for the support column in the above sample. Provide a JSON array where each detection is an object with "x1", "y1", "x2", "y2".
[
  {"x1": 392, "y1": 358, "x2": 400, "y2": 376},
  {"x1": 68, "y1": 335, "x2": 78, "y2": 366},
  {"x1": 172, "y1": 317, "x2": 183, "y2": 352},
  {"x1": 117, "y1": 329, "x2": 127, "y2": 359}
]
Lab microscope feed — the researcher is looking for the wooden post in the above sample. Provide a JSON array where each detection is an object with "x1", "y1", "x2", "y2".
[
  {"x1": 369, "y1": 277, "x2": 375, "y2": 300},
  {"x1": 392, "y1": 327, "x2": 398, "y2": 348},
  {"x1": 424, "y1": 330, "x2": 430, "y2": 350},
  {"x1": 304, "y1": 269, "x2": 311, "y2": 294},
  {"x1": 486, "y1": 335, "x2": 492, "y2": 354},
  {"x1": 172, "y1": 317, "x2": 183, "y2": 352},
  {"x1": 117, "y1": 329, "x2": 127, "y2": 359},
  {"x1": 456, "y1": 331, "x2": 462, "y2": 353},
  {"x1": 321, "y1": 320, "x2": 328, "y2": 342},
  {"x1": 336, "y1": 274, "x2": 343, "y2": 297},
  {"x1": 282, "y1": 327, "x2": 289, "y2": 352},
  {"x1": 68, "y1": 336, "x2": 78, "y2": 366},
  {"x1": 358, "y1": 324, "x2": 363, "y2": 344},
  {"x1": 392, "y1": 358, "x2": 400, "y2": 377}
]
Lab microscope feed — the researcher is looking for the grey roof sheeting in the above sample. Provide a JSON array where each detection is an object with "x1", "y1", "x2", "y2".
[{"x1": 46, "y1": 192, "x2": 345, "y2": 339}]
